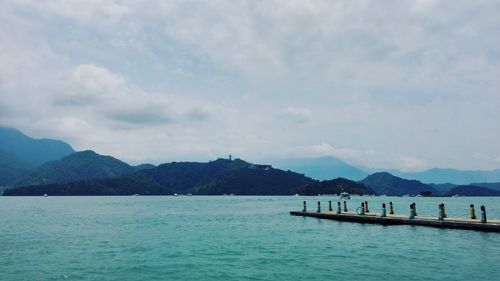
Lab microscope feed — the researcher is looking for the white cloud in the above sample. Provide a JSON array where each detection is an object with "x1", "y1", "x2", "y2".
[
  {"x1": 1, "y1": 1, "x2": 500, "y2": 170},
  {"x1": 396, "y1": 156, "x2": 428, "y2": 172},
  {"x1": 279, "y1": 107, "x2": 312, "y2": 123},
  {"x1": 15, "y1": 0, "x2": 130, "y2": 23}
]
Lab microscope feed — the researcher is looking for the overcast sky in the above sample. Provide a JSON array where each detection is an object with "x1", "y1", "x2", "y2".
[{"x1": 1, "y1": 0, "x2": 500, "y2": 171}]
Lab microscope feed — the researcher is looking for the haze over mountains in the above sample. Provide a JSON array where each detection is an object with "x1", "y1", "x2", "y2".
[
  {"x1": 388, "y1": 168, "x2": 500, "y2": 185},
  {"x1": 0, "y1": 127, "x2": 74, "y2": 166},
  {"x1": 1, "y1": 126, "x2": 500, "y2": 196},
  {"x1": 269, "y1": 157, "x2": 368, "y2": 181},
  {"x1": 0, "y1": 127, "x2": 75, "y2": 186}
]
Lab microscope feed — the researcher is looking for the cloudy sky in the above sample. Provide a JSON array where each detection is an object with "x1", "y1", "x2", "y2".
[{"x1": 1, "y1": 0, "x2": 500, "y2": 171}]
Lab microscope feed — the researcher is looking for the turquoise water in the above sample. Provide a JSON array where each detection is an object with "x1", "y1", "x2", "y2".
[{"x1": 1, "y1": 196, "x2": 499, "y2": 281}]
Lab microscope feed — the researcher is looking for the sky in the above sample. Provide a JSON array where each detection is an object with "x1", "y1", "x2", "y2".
[{"x1": 1, "y1": 0, "x2": 500, "y2": 171}]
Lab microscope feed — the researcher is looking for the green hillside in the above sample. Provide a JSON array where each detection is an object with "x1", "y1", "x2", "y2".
[{"x1": 16, "y1": 150, "x2": 136, "y2": 186}]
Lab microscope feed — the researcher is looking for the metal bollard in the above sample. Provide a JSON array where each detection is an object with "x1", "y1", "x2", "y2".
[
  {"x1": 381, "y1": 203, "x2": 387, "y2": 217},
  {"x1": 343, "y1": 200, "x2": 348, "y2": 212},
  {"x1": 359, "y1": 202, "x2": 365, "y2": 215},
  {"x1": 481, "y1": 205, "x2": 487, "y2": 223},
  {"x1": 389, "y1": 201, "x2": 394, "y2": 215},
  {"x1": 409, "y1": 203, "x2": 416, "y2": 219},
  {"x1": 337, "y1": 201, "x2": 341, "y2": 214},
  {"x1": 317, "y1": 201, "x2": 321, "y2": 213},
  {"x1": 364, "y1": 201, "x2": 369, "y2": 213},
  {"x1": 470, "y1": 204, "x2": 476, "y2": 219},
  {"x1": 438, "y1": 203, "x2": 444, "y2": 220},
  {"x1": 303, "y1": 201, "x2": 307, "y2": 212},
  {"x1": 329, "y1": 200, "x2": 333, "y2": 211}
]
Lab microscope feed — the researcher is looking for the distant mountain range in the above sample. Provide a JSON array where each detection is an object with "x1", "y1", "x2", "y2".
[
  {"x1": 268, "y1": 157, "x2": 368, "y2": 181},
  {"x1": 359, "y1": 172, "x2": 438, "y2": 196},
  {"x1": 5, "y1": 159, "x2": 369, "y2": 196},
  {"x1": 445, "y1": 185, "x2": 500, "y2": 196},
  {"x1": 388, "y1": 168, "x2": 500, "y2": 185},
  {"x1": 298, "y1": 178, "x2": 374, "y2": 196},
  {"x1": 1, "y1": 126, "x2": 500, "y2": 196},
  {"x1": 268, "y1": 156, "x2": 500, "y2": 185}
]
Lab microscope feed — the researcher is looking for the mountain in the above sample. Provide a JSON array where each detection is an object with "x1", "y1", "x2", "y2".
[
  {"x1": 298, "y1": 178, "x2": 375, "y2": 195},
  {"x1": 471, "y1": 182, "x2": 500, "y2": 192},
  {"x1": 135, "y1": 164, "x2": 156, "y2": 170},
  {"x1": 428, "y1": 183, "x2": 457, "y2": 194},
  {"x1": 0, "y1": 149, "x2": 32, "y2": 186},
  {"x1": 445, "y1": 185, "x2": 500, "y2": 196},
  {"x1": 391, "y1": 168, "x2": 500, "y2": 185},
  {"x1": 0, "y1": 127, "x2": 74, "y2": 166},
  {"x1": 268, "y1": 157, "x2": 368, "y2": 181},
  {"x1": 4, "y1": 159, "x2": 316, "y2": 196},
  {"x1": 359, "y1": 172, "x2": 438, "y2": 196},
  {"x1": 16, "y1": 150, "x2": 136, "y2": 186}
]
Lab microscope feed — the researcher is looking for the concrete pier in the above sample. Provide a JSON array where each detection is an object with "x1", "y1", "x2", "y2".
[{"x1": 290, "y1": 204, "x2": 500, "y2": 232}]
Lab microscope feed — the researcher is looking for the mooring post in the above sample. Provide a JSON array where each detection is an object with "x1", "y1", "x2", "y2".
[
  {"x1": 303, "y1": 201, "x2": 307, "y2": 212},
  {"x1": 317, "y1": 201, "x2": 321, "y2": 213},
  {"x1": 329, "y1": 200, "x2": 333, "y2": 211},
  {"x1": 438, "y1": 203, "x2": 444, "y2": 220},
  {"x1": 337, "y1": 201, "x2": 341, "y2": 214},
  {"x1": 481, "y1": 205, "x2": 487, "y2": 223},
  {"x1": 381, "y1": 203, "x2": 387, "y2": 217},
  {"x1": 389, "y1": 201, "x2": 394, "y2": 215},
  {"x1": 360, "y1": 202, "x2": 365, "y2": 215},
  {"x1": 343, "y1": 200, "x2": 348, "y2": 212},
  {"x1": 470, "y1": 204, "x2": 476, "y2": 219},
  {"x1": 409, "y1": 203, "x2": 416, "y2": 219},
  {"x1": 364, "y1": 201, "x2": 369, "y2": 213}
]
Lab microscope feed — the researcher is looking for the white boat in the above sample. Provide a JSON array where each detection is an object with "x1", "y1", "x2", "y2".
[{"x1": 340, "y1": 192, "x2": 350, "y2": 200}]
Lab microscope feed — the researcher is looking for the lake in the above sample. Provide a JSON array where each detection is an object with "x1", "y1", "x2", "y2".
[{"x1": 1, "y1": 196, "x2": 499, "y2": 280}]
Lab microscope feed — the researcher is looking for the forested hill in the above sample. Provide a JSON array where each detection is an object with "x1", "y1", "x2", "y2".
[
  {"x1": 16, "y1": 150, "x2": 136, "y2": 187},
  {"x1": 360, "y1": 172, "x2": 438, "y2": 196},
  {"x1": 4, "y1": 158, "x2": 374, "y2": 196},
  {"x1": 298, "y1": 178, "x2": 374, "y2": 195}
]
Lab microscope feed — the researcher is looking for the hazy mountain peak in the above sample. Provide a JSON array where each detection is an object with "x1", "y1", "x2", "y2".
[
  {"x1": 267, "y1": 156, "x2": 368, "y2": 181},
  {"x1": 0, "y1": 126, "x2": 74, "y2": 166}
]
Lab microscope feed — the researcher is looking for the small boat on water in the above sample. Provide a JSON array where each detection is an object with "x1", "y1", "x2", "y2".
[{"x1": 340, "y1": 192, "x2": 350, "y2": 200}]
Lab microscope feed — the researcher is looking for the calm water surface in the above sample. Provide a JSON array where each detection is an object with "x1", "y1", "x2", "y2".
[{"x1": 1, "y1": 196, "x2": 499, "y2": 281}]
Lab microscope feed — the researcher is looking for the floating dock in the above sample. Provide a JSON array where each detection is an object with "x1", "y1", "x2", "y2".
[{"x1": 290, "y1": 201, "x2": 500, "y2": 232}]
